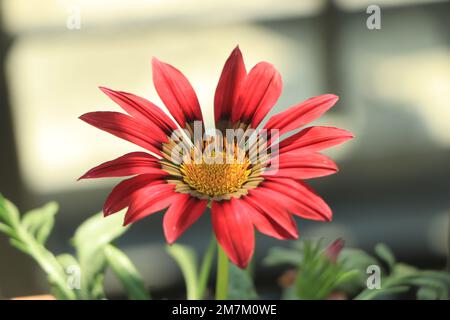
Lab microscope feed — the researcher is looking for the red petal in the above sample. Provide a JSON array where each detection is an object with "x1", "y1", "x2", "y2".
[
  {"x1": 152, "y1": 58, "x2": 202, "y2": 127},
  {"x1": 99, "y1": 87, "x2": 177, "y2": 135},
  {"x1": 232, "y1": 62, "x2": 282, "y2": 127},
  {"x1": 265, "y1": 94, "x2": 339, "y2": 137},
  {"x1": 124, "y1": 182, "x2": 179, "y2": 225},
  {"x1": 163, "y1": 194, "x2": 207, "y2": 244},
  {"x1": 79, "y1": 111, "x2": 166, "y2": 156},
  {"x1": 103, "y1": 175, "x2": 166, "y2": 216},
  {"x1": 79, "y1": 152, "x2": 164, "y2": 180},
  {"x1": 279, "y1": 126, "x2": 354, "y2": 154},
  {"x1": 211, "y1": 199, "x2": 254, "y2": 268},
  {"x1": 241, "y1": 196, "x2": 298, "y2": 240},
  {"x1": 262, "y1": 177, "x2": 332, "y2": 221},
  {"x1": 214, "y1": 46, "x2": 246, "y2": 124},
  {"x1": 264, "y1": 152, "x2": 338, "y2": 179}
]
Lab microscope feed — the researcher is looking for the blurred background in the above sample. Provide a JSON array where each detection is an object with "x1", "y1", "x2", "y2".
[{"x1": 0, "y1": 0, "x2": 449, "y2": 298}]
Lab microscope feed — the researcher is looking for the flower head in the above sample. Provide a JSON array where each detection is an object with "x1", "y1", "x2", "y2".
[{"x1": 79, "y1": 46, "x2": 353, "y2": 268}]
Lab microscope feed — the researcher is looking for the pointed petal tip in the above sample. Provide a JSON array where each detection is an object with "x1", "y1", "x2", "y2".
[
  {"x1": 231, "y1": 45, "x2": 242, "y2": 55},
  {"x1": 166, "y1": 237, "x2": 176, "y2": 245},
  {"x1": 339, "y1": 128, "x2": 355, "y2": 139},
  {"x1": 327, "y1": 93, "x2": 339, "y2": 101},
  {"x1": 98, "y1": 86, "x2": 116, "y2": 96},
  {"x1": 151, "y1": 56, "x2": 161, "y2": 65},
  {"x1": 78, "y1": 113, "x2": 91, "y2": 122},
  {"x1": 123, "y1": 217, "x2": 131, "y2": 226},
  {"x1": 318, "y1": 93, "x2": 339, "y2": 104},
  {"x1": 235, "y1": 260, "x2": 249, "y2": 269},
  {"x1": 103, "y1": 208, "x2": 112, "y2": 217}
]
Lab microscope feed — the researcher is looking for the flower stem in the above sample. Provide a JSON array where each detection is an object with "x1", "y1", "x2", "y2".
[
  {"x1": 215, "y1": 242, "x2": 229, "y2": 300},
  {"x1": 198, "y1": 235, "x2": 216, "y2": 299}
]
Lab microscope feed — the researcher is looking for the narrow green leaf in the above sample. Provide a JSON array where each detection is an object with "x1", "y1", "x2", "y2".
[
  {"x1": 198, "y1": 235, "x2": 216, "y2": 299},
  {"x1": 0, "y1": 195, "x2": 20, "y2": 227},
  {"x1": 22, "y1": 202, "x2": 58, "y2": 245},
  {"x1": 166, "y1": 244, "x2": 199, "y2": 300},
  {"x1": 263, "y1": 247, "x2": 303, "y2": 266},
  {"x1": 57, "y1": 253, "x2": 79, "y2": 269},
  {"x1": 72, "y1": 211, "x2": 128, "y2": 299},
  {"x1": 227, "y1": 264, "x2": 258, "y2": 300},
  {"x1": 334, "y1": 270, "x2": 361, "y2": 287},
  {"x1": 9, "y1": 238, "x2": 30, "y2": 254},
  {"x1": 417, "y1": 286, "x2": 440, "y2": 300},
  {"x1": 375, "y1": 243, "x2": 396, "y2": 271},
  {"x1": 0, "y1": 222, "x2": 16, "y2": 238},
  {"x1": 104, "y1": 245, "x2": 150, "y2": 300},
  {"x1": 55, "y1": 254, "x2": 82, "y2": 299},
  {"x1": 355, "y1": 285, "x2": 410, "y2": 300}
]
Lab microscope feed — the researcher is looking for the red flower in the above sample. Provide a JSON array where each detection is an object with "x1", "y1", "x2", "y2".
[{"x1": 79, "y1": 47, "x2": 353, "y2": 268}]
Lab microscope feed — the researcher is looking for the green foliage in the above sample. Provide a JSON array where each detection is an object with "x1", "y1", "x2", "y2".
[
  {"x1": 0, "y1": 194, "x2": 77, "y2": 299},
  {"x1": 265, "y1": 238, "x2": 450, "y2": 300},
  {"x1": 291, "y1": 240, "x2": 357, "y2": 299},
  {"x1": 227, "y1": 264, "x2": 258, "y2": 300},
  {"x1": 104, "y1": 245, "x2": 150, "y2": 300},
  {"x1": 21, "y1": 202, "x2": 58, "y2": 245},
  {"x1": 166, "y1": 243, "x2": 201, "y2": 299},
  {"x1": 2, "y1": 192, "x2": 449, "y2": 301},
  {"x1": 355, "y1": 263, "x2": 450, "y2": 300},
  {"x1": 166, "y1": 238, "x2": 217, "y2": 300},
  {"x1": 72, "y1": 212, "x2": 129, "y2": 299},
  {"x1": 265, "y1": 240, "x2": 359, "y2": 299},
  {"x1": 374, "y1": 243, "x2": 396, "y2": 271},
  {"x1": 167, "y1": 239, "x2": 257, "y2": 300},
  {"x1": 264, "y1": 246, "x2": 303, "y2": 267},
  {"x1": 0, "y1": 194, "x2": 149, "y2": 300}
]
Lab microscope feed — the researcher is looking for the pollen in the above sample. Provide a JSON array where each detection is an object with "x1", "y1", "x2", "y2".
[{"x1": 179, "y1": 152, "x2": 251, "y2": 198}]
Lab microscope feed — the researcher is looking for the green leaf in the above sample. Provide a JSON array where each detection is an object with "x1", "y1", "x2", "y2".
[
  {"x1": 54, "y1": 253, "x2": 82, "y2": 299},
  {"x1": 374, "y1": 243, "x2": 396, "y2": 271},
  {"x1": 198, "y1": 235, "x2": 216, "y2": 299},
  {"x1": 339, "y1": 248, "x2": 379, "y2": 272},
  {"x1": 104, "y1": 245, "x2": 150, "y2": 300},
  {"x1": 0, "y1": 195, "x2": 76, "y2": 299},
  {"x1": 72, "y1": 211, "x2": 128, "y2": 299},
  {"x1": 227, "y1": 264, "x2": 258, "y2": 300},
  {"x1": 337, "y1": 249, "x2": 379, "y2": 293},
  {"x1": 9, "y1": 237, "x2": 30, "y2": 254},
  {"x1": 355, "y1": 285, "x2": 410, "y2": 300},
  {"x1": 0, "y1": 195, "x2": 20, "y2": 227},
  {"x1": 334, "y1": 270, "x2": 361, "y2": 288},
  {"x1": 0, "y1": 222, "x2": 16, "y2": 238},
  {"x1": 417, "y1": 286, "x2": 440, "y2": 300},
  {"x1": 263, "y1": 247, "x2": 303, "y2": 266},
  {"x1": 166, "y1": 244, "x2": 199, "y2": 300},
  {"x1": 418, "y1": 271, "x2": 450, "y2": 284},
  {"x1": 57, "y1": 253, "x2": 79, "y2": 269},
  {"x1": 22, "y1": 202, "x2": 58, "y2": 244}
]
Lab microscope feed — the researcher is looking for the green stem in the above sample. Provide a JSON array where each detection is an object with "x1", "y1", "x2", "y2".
[
  {"x1": 198, "y1": 235, "x2": 216, "y2": 299},
  {"x1": 215, "y1": 242, "x2": 229, "y2": 300},
  {"x1": 17, "y1": 228, "x2": 77, "y2": 300}
]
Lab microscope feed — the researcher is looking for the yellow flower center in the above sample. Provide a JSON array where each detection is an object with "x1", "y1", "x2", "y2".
[{"x1": 180, "y1": 153, "x2": 251, "y2": 198}]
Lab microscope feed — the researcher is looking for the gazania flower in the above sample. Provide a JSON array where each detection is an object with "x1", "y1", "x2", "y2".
[{"x1": 79, "y1": 46, "x2": 353, "y2": 268}]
